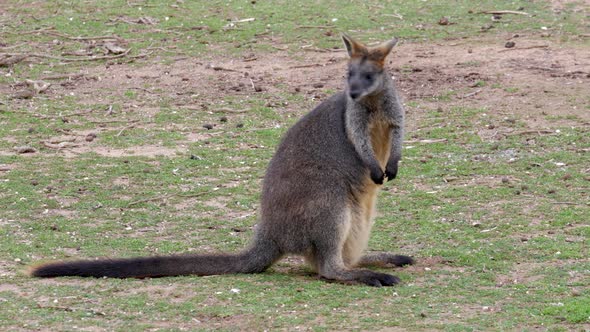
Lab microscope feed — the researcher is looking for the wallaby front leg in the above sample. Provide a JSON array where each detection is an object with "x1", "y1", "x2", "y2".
[
  {"x1": 385, "y1": 123, "x2": 403, "y2": 181},
  {"x1": 346, "y1": 106, "x2": 384, "y2": 184}
]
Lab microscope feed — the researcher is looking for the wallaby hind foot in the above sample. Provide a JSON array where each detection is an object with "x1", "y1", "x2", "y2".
[{"x1": 358, "y1": 253, "x2": 415, "y2": 268}]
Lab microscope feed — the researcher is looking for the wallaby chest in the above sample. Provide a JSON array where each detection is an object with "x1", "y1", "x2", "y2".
[{"x1": 369, "y1": 116, "x2": 392, "y2": 169}]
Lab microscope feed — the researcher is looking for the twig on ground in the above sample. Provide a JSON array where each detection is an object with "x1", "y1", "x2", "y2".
[
  {"x1": 289, "y1": 63, "x2": 323, "y2": 69},
  {"x1": 479, "y1": 10, "x2": 531, "y2": 16},
  {"x1": 45, "y1": 30, "x2": 126, "y2": 43},
  {"x1": 2, "y1": 49, "x2": 132, "y2": 62},
  {"x1": 0, "y1": 42, "x2": 28, "y2": 50},
  {"x1": 503, "y1": 130, "x2": 556, "y2": 136},
  {"x1": 90, "y1": 119, "x2": 140, "y2": 125},
  {"x1": 41, "y1": 141, "x2": 80, "y2": 150},
  {"x1": 553, "y1": 201, "x2": 589, "y2": 206},
  {"x1": 459, "y1": 89, "x2": 482, "y2": 99},
  {"x1": 16, "y1": 26, "x2": 55, "y2": 35},
  {"x1": 209, "y1": 65, "x2": 243, "y2": 73},
  {"x1": 295, "y1": 25, "x2": 335, "y2": 29},
  {"x1": 499, "y1": 45, "x2": 549, "y2": 52},
  {"x1": 405, "y1": 138, "x2": 448, "y2": 144},
  {"x1": 130, "y1": 87, "x2": 155, "y2": 94},
  {"x1": 36, "y1": 304, "x2": 74, "y2": 312},
  {"x1": 59, "y1": 109, "x2": 94, "y2": 118},
  {"x1": 302, "y1": 47, "x2": 344, "y2": 53},
  {"x1": 40, "y1": 73, "x2": 85, "y2": 80},
  {"x1": 0, "y1": 54, "x2": 28, "y2": 66},
  {"x1": 213, "y1": 107, "x2": 249, "y2": 114},
  {"x1": 116, "y1": 124, "x2": 136, "y2": 137},
  {"x1": 382, "y1": 13, "x2": 403, "y2": 20}
]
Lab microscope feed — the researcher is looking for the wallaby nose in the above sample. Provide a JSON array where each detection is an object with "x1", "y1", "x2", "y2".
[{"x1": 349, "y1": 90, "x2": 361, "y2": 100}]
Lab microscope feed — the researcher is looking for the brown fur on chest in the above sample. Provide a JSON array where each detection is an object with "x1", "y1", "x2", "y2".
[{"x1": 369, "y1": 119, "x2": 392, "y2": 168}]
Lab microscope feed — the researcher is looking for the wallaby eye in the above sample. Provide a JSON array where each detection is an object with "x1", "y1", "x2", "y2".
[{"x1": 365, "y1": 73, "x2": 373, "y2": 81}]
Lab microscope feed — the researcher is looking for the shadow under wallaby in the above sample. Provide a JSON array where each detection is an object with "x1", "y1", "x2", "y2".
[{"x1": 30, "y1": 34, "x2": 413, "y2": 287}]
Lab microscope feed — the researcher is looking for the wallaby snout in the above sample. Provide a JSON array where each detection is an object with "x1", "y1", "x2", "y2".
[{"x1": 348, "y1": 83, "x2": 363, "y2": 100}]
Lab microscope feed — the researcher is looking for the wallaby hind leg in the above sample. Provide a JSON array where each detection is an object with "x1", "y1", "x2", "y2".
[
  {"x1": 316, "y1": 249, "x2": 400, "y2": 287},
  {"x1": 357, "y1": 253, "x2": 414, "y2": 268},
  {"x1": 311, "y1": 208, "x2": 400, "y2": 287}
]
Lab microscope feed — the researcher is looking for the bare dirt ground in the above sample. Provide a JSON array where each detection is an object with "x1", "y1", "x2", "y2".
[{"x1": 5, "y1": 34, "x2": 588, "y2": 160}]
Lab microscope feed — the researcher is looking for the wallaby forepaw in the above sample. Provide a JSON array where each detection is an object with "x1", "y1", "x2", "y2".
[
  {"x1": 385, "y1": 168, "x2": 397, "y2": 181},
  {"x1": 385, "y1": 161, "x2": 399, "y2": 181},
  {"x1": 370, "y1": 168, "x2": 385, "y2": 185},
  {"x1": 359, "y1": 272, "x2": 400, "y2": 287}
]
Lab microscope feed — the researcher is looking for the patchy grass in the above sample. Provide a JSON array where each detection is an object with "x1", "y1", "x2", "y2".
[{"x1": 1, "y1": 0, "x2": 589, "y2": 331}]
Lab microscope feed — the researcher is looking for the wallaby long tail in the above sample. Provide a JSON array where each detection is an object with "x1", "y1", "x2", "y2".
[{"x1": 29, "y1": 240, "x2": 281, "y2": 278}]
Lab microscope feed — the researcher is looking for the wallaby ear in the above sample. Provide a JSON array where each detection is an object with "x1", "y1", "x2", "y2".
[
  {"x1": 341, "y1": 33, "x2": 367, "y2": 58},
  {"x1": 377, "y1": 37, "x2": 398, "y2": 57},
  {"x1": 368, "y1": 37, "x2": 398, "y2": 66}
]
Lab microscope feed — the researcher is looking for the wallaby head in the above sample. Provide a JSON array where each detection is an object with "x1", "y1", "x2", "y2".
[{"x1": 342, "y1": 33, "x2": 398, "y2": 101}]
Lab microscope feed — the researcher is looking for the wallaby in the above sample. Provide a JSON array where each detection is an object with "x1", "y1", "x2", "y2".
[{"x1": 29, "y1": 34, "x2": 413, "y2": 287}]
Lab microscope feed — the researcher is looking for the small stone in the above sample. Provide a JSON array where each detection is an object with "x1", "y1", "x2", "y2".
[
  {"x1": 438, "y1": 17, "x2": 450, "y2": 25},
  {"x1": 501, "y1": 177, "x2": 510, "y2": 184},
  {"x1": 236, "y1": 123, "x2": 244, "y2": 128},
  {"x1": 203, "y1": 124, "x2": 214, "y2": 130},
  {"x1": 219, "y1": 116, "x2": 228, "y2": 123},
  {"x1": 505, "y1": 41, "x2": 516, "y2": 48},
  {"x1": 85, "y1": 133, "x2": 97, "y2": 142}
]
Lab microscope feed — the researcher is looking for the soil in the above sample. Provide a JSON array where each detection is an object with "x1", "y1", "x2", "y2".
[{"x1": 5, "y1": 34, "x2": 588, "y2": 159}]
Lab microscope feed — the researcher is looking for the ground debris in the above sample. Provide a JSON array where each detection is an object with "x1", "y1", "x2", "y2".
[{"x1": 14, "y1": 146, "x2": 37, "y2": 154}]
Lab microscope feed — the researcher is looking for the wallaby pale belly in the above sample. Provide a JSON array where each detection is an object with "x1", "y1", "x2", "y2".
[{"x1": 343, "y1": 121, "x2": 392, "y2": 267}]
